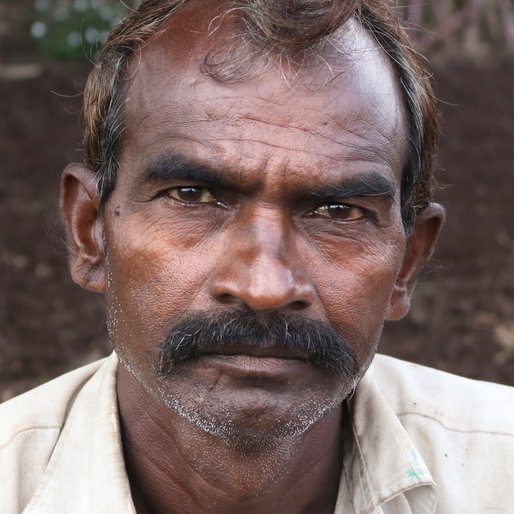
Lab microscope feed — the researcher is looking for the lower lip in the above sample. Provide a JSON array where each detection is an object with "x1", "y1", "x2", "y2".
[{"x1": 195, "y1": 353, "x2": 312, "y2": 378}]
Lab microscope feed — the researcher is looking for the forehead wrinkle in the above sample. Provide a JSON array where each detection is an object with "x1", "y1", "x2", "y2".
[
  {"x1": 132, "y1": 97, "x2": 397, "y2": 165},
  {"x1": 198, "y1": 136, "x2": 396, "y2": 173},
  {"x1": 127, "y1": 51, "x2": 402, "y2": 142},
  {"x1": 126, "y1": 122, "x2": 399, "y2": 179},
  {"x1": 122, "y1": 14, "x2": 407, "y2": 190},
  {"x1": 127, "y1": 54, "x2": 403, "y2": 139}
]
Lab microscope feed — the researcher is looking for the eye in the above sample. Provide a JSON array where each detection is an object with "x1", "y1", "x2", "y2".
[
  {"x1": 311, "y1": 203, "x2": 366, "y2": 221},
  {"x1": 166, "y1": 186, "x2": 217, "y2": 204}
]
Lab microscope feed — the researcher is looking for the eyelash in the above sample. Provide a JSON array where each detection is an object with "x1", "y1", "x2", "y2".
[
  {"x1": 159, "y1": 186, "x2": 225, "y2": 206},
  {"x1": 308, "y1": 202, "x2": 373, "y2": 223}
]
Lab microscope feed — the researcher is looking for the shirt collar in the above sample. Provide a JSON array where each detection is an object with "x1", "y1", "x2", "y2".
[
  {"x1": 335, "y1": 362, "x2": 437, "y2": 514},
  {"x1": 24, "y1": 353, "x2": 136, "y2": 514},
  {"x1": 25, "y1": 354, "x2": 436, "y2": 514}
]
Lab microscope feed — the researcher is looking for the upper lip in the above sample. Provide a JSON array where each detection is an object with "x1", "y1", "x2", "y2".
[{"x1": 201, "y1": 345, "x2": 309, "y2": 360}]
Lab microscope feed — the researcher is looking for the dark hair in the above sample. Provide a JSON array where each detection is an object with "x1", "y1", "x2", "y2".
[{"x1": 83, "y1": 0, "x2": 438, "y2": 230}]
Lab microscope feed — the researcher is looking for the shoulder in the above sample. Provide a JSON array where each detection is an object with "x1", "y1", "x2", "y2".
[
  {"x1": 0, "y1": 357, "x2": 112, "y2": 513},
  {"x1": 370, "y1": 354, "x2": 514, "y2": 512},
  {"x1": 369, "y1": 355, "x2": 514, "y2": 512},
  {"x1": 371, "y1": 353, "x2": 514, "y2": 434},
  {"x1": 370, "y1": 353, "x2": 514, "y2": 436},
  {"x1": 0, "y1": 357, "x2": 109, "y2": 446}
]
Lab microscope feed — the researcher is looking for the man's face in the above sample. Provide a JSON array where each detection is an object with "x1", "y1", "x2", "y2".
[{"x1": 99, "y1": 17, "x2": 410, "y2": 439}]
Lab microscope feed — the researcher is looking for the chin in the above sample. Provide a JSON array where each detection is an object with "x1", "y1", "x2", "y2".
[{"x1": 155, "y1": 378, "x2": 353, "y2": 445}]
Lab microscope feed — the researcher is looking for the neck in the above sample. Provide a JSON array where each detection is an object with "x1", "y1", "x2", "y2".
[{"x1": 117, "y1": 366, "x2": 344, "y2": 514}]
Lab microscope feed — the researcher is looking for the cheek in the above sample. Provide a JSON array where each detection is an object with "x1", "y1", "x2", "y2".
[
  {"x1": 104, "y1": 217, "x2": 217, "y2": 351},
  {"x1": 311, "y1": 238, "x2": 404, "y2": 358}
]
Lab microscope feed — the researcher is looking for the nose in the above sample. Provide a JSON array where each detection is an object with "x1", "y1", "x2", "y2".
[{"x1": 208, "y1": 210, "x2": 315, "y2": 312}]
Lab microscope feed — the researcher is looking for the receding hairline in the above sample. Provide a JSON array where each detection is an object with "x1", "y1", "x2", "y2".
[
  {"x1": 120, "y1": 13, "x2": 408, "y2": 153},
  {"x1": 124, "y1": 5, "x2": 389, "y2": 86}
]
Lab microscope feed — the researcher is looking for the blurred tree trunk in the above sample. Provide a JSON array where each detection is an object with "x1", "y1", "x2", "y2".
[
  {"x1": 0, "y1": 0, "x2": 37, "y2": 62},
  {"x1": 401, "y1": 0, "x2": 514, "y2": 58}
]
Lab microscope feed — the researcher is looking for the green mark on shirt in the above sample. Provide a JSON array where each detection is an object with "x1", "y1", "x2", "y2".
[{"x1": 406, "y1": 467, "x2": 425, "y2": 479}]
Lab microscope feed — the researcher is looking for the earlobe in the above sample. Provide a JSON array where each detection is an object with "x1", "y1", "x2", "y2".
[
  {"x1": 386, "y1": 203, "x2": 445, "y2": 320},
  {"x1": 60, "y1": 164, "x2": 106, "y2": 293}
]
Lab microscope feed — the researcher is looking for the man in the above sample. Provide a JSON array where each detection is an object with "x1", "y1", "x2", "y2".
[{"x1": 2, "y1": 0, "x2": 514, "y2": 512}]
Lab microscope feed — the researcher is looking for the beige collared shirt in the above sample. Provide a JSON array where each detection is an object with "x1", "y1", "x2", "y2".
[{"x1": 1, "y1": 353, "x2": 514, "y2": 513}]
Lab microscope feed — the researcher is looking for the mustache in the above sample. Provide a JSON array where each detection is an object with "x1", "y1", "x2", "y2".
[{"x1": 155, "y1": 307, "x2": 358, "y2": 375}]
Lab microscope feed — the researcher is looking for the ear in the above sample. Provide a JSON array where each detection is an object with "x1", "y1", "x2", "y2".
[
  {"x1": 386, "y1": 203, "x2": 445, "y2": 320},
  {"x1": 60, "y1": 164, "x2": 106, "y2": 293}
]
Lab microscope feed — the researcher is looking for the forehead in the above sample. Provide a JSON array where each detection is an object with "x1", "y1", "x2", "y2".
[{"x1": 121, "y1": 8, "x2": 407, "y2": 182}]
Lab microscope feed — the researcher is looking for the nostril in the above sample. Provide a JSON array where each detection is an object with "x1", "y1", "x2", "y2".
[
  {"x1": 289, "y1": 300, "x2": 310, "y2": 311},
  {"x1": 216, "y1": 293, "x2": 241, "y2": 305}
]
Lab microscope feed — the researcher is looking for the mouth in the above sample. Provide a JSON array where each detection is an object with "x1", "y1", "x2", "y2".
[
  {"x1": 200, "y1": 344, "x2": 310, "y2": 361},
  {"x1": 186, "y1": 344, "x2": 314, "y2": 383}
]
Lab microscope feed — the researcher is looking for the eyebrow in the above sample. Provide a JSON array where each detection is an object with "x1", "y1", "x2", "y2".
[
  {"x1": 308, "y1": 173, "x2": 397, "y2": 203},
  {"x1": 145, "y1": 152, "x2": 396, "y2": 202},
  {"x1": 145, "y1": 153, "x2": 240, "y2": 191}
]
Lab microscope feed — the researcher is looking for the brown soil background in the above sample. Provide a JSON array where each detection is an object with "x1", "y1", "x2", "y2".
[{"x1": 0, "y1": 59, "x2": 513, "y2": 401}]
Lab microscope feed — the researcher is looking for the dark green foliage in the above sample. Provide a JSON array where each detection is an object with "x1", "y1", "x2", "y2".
[{"x1": 30, "y1": 0, "x2": 133, "y2": 60}]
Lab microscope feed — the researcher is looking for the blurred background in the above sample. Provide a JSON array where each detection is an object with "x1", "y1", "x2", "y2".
[{"x1": 0, "y1": 0, "x2": 513, "y2": 400}]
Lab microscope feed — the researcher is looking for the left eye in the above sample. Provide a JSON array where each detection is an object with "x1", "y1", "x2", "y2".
[
  {"x1": 312, "y1": 203, "x2": 366, "y2": 221},
  {"x1": 166, "y1": 186, "x2": 217, "y2": 203}
]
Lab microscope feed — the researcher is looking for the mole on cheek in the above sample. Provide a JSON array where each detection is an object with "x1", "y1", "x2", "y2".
[{"x1": 115, "y1": 207, "x2": 121, "y2": 217}]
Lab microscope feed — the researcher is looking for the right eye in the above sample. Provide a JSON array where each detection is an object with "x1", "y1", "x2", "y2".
[{"x1": 165, "y1": 186, "x2": 217, "y2": 204}]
